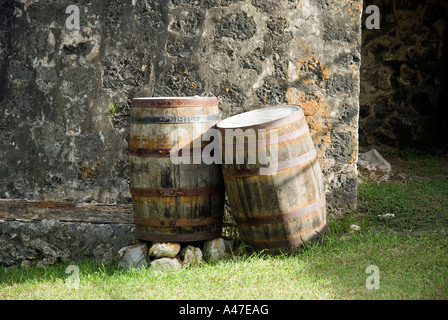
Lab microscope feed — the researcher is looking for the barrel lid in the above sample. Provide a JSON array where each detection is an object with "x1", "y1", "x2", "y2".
[
  {"x1": 217, "y1": 106, "x2": 304, "y2": 130},
  {"x1": 131, "y1": 96, "x2": 218, "y2": 108}
]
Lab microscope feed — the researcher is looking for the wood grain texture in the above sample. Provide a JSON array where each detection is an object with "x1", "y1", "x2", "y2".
[
  {"x1": 218, "y1": 106, "x2": 327, "y2": 253},
  {"x1": 129, "y1": 97, "x2": 225, "y2": 242},
  {"x1": 0, "y1": 199, "x2": 134, "y2": 225}
]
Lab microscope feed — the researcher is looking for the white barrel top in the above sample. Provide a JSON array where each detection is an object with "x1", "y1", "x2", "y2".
[{"x1": 217, "y1": 106, "x2": 302, "y2": 129}]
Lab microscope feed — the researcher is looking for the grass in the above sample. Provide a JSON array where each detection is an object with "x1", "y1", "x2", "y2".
[
  {"x1": 1, "y1": 232, "x2": 447, "y2": 300},
  {"x1": 1, "y1": 150, "x2": 447, "y2": 300},
  {"x1": 107, "y1": 101, "x2": 122, "y2": 115},
  {"x1": 345, "y1": 150, "x2": 448, "y2": 234}
]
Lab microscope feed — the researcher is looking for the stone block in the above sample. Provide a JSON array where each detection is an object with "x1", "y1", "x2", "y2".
[
  {"x1": 149, "y1": 242, "x2": 181, "y2": 258},
  {"x1": 151, "y1": 258, "x2": 182, "y2": 272},
  {"x1": 181, "y1": 245, "x2": 203, "y2": 267},
  {"x1": 203, "y1": 238, "x2": 227, "y2": 262},
  {"x1": 118, "y1": 242, "x2": 148, "y2": 270}
]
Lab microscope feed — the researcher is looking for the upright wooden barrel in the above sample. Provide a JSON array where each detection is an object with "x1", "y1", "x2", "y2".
[
  {"x1": 217, "y1": 105, "x2": 327, "y2": 253},
  {"x1": 129, "y1": 97, "x2": 225, "y2": 242}
]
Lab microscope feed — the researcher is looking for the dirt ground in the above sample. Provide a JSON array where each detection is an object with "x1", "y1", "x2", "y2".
[{"x1": 358, "y1": 146, "x2": 448, "y2": 184}]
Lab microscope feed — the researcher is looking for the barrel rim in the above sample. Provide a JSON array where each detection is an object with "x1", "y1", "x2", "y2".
[
  {"x1": 217, "y1": 105, "x2": 304, "y2": 131},
  {"x1": 131, "y1": 96, "x2": 219, "y2": 108}
]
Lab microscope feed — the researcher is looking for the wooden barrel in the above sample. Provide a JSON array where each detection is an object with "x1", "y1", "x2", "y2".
[
  {"x1": 217, "y1": 105, "x2": 327, "y2": 253},
  {"x1": 129, "y1": 97, "x2": 225, "y2": 242}
]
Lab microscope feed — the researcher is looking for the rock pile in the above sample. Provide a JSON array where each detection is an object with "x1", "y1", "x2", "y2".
[
  {"x1": 358, "y1": 149, "x2": 392, "y2": 183},
  {"x1": 118, "y1": 238, "x2": 235, "y2": 272}
]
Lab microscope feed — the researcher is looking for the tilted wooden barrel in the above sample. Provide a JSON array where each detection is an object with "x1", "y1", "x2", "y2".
[
  {"x1": 217, "y1": 105, "x2": 327, "y2": 253},
  {"x1": 129, "y1": 97, "x2": 225, "y2": 242}
]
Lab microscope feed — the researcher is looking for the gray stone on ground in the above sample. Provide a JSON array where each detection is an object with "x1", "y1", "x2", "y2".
[
  {"x1": 358, "y1": 149, "x2": 391, "y2": 171},
  {"x1": 223, "y1": 239, "x2": 234, "y2": 253},
  {"x1": 151, "y1": 258, "x2": 182, "y2": 272},
  {"x1": 118, "y1": 242, "x2": 148, "y2": 270},
  {"x1": 37, "y1": 257, "x2": 57, "y2": 268},
  {"x1": 358, "y1": 149, "x2": 392, "y2": 182},
  {"x1": 149, "y1": 242, "x2": 181, "y2": 258},
  {"x1": 181, "y1": 245, "x2": 203, "y2": 267},
  {"x1": 203, "y1": 238, "x2": 227, "y2": 262}
]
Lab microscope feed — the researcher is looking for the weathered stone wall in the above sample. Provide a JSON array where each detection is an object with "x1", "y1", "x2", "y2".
[
  {"x1": 360, "y1": 0, "x2": 448, "y2": 152},
  {"x1": 0, "y1": 0, "x2": 362, "y2": 215},
  {"x1": 1, "y1": 219, "x2": 135, "y2": 266},
  {"x1": 0, "y1": 200, "x2": 135, "y2": 266}
]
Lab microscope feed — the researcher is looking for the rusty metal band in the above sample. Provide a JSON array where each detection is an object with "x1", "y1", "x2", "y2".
[
  {"x1": 248, "y1": 223, "x2": 328, "y2": 250},
  {"x1": 130, "y1": 185, "x2": 224, "y2": 197},
  {"x1": 233, "y1": 196, "x2": 326, "y2": 226},
  {"x1": 128, "y1": 146, "x2": 206, "y2": 157},
  {"x1": 129, "y1": 147, "x2": 171, "y2": 157},
  {"x1": 131, "y1": 114, "x2": 220, "y2": 124},
  {"x1": 217, "y1": 107, "x2": 305, "y2": 132},
  {"x1": 136, "y1": 229, "x2": 222, "y2": 242},
  {"x1": 224, "y1": 124, "x2": 309, "y2": 151},
  {"x1": 222, "y1": 148, "x2": 317, "y2": 177},
  {"x1": 131, "y1": 97, "x2": 218, "y2": 108},
  {"x1": 133, "y1": 215, "x2": 222, "y2": 228}
]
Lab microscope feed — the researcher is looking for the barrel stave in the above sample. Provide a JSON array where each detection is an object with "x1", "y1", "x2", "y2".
[
  {"x1": 218, "y1": 105, "x2": 327, "y2": 253},
  {"x1": 129, "y1": 97, "x2": 224, "y2": 242}
]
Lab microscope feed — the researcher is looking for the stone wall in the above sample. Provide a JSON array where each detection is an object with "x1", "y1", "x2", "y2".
[
  {"x1": 0, "y1": 0, "x2": 362, "y2": 215},
  {"x1": 0, "y1": 200, "x2": 135, "y2": 266},
  {"x1": 360, "y1": 0, "x2": 448, "y2": 152}
]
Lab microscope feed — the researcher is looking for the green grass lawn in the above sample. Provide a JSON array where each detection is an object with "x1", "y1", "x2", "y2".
[
  {"x1": 1, "y1": 231, "x2": 446, "y2": 300},
  {"x1": 1, "y1": 150, "x2": 447, "y2": 300},
  {"x1": 344, "y1": 150, "x2": 448, "y2": 234}
]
